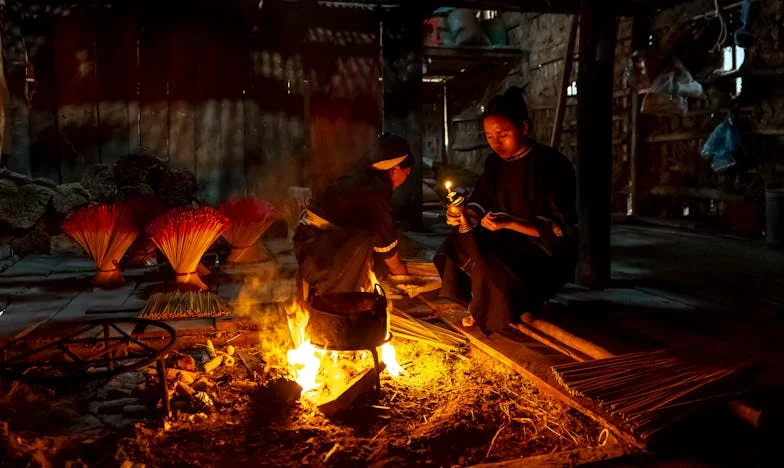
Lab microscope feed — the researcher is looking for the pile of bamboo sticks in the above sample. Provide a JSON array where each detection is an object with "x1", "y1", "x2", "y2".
[
  {"x1": 139, "y1": 291, "x2": 231, "y2": 320},
  {"x1": 552, "y1": 349, "x2": 754, "y2": 439},
  {"x1": 390, "y1": 308, "x2": 468, "y2": 352},
  {"x1": 404, "y1": 261, "x2": 439, "y2": 277}
]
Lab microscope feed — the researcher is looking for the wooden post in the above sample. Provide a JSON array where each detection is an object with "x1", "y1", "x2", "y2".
[
  {"x1": 628, "y1": 15, "x2": 652, "y2": 217},
  {"x1": 0, "y1": 0, "x2": 9, "y2": 166},
  {"x1": 576, "y1": 1, "x2": 617, "y2": 289},
  {"x1": 550, "y1": 15, "x2": 578, "y2": 151},
  {"x1": 383, "y1": 7, "x2": 425, "y2": 229}
]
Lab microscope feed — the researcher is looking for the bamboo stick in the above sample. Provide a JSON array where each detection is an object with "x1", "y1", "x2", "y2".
[{"x1": 521, "y1": 312, "x2": 614, "y2": 359}]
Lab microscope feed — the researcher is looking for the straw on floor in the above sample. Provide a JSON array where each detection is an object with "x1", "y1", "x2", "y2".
[
  {"x1": 390, "y1": 308, "x2": 469, "y2": 352},
  {"x1": 218, "y1": 196, "x2": 278, "y2": 264},
  {"x1": 146, "y1": 206, "x2": 230, "y2": 291},
  {"x1": 61, "y1": 203, "x2": 139, "y2": 288}
]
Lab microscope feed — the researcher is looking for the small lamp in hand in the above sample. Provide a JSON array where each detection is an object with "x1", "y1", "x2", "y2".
[{"x1": 444, "y1": 181, "x2": 473, "y2": 233}]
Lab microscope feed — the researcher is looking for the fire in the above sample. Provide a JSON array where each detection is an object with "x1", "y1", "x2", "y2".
[
  {"x1": 286, "y1": 340, "x2": 322, "y2": 393},
  {"x1": 284, "y1": 269, "x2": 403, "y2": 401},
  {"x1": 444, "y1": 180, "x2": 453, "y2": 192},
  {"x1": 381, "y1": 340, "x2": 402, "y2": 377},
  {"x1": 366, "y1": 270, "x2": 403, "y2": 377}
]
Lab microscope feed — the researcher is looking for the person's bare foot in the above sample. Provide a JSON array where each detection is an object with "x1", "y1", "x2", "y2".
[{"x1": 461, "y1": 315, "x2": 476, "y2": 328}]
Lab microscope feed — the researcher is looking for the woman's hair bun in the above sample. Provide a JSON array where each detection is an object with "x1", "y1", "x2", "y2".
[{"x1": 483, "y1": 86, "x2": 529, "y2": 124}]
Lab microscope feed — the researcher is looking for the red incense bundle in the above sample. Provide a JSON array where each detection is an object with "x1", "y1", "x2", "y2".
[
  {"x1": 218, "y1": 196, "x2": 278, "y2": 264},
  {"x1": 146, "y1": 206, "x2": 229, "y2": 290},
  {"x1": 61, "y1": 203, "x2": 139, "y2": 288}
]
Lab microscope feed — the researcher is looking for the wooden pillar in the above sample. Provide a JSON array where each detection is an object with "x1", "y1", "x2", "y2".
[
  {"x1": 576, "y1": 1, "x2": 617, "y2": 289},
  {"x1": 628, "y1": 14, "x2": 652, "y2": 217},
  {"x1": 382, "y1": 7, "x2": 424, "y2": 229}
]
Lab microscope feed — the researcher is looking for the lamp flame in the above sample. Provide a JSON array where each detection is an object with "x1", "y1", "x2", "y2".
[{"x1": 444, "y1": 180, "x2": 452, "y2": 192}]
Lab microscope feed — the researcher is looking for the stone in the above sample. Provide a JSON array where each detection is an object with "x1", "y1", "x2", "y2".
[
  {"x1": 89, "y1": 397, "x2": 140, "y2": 415},
  {"x1": 81, "y1": 164, "x2": 116, "y2": 202},
  {"x1": 97, "y1": 384, "x2": 133, "y2": 400},
  {"x1": 70, "y1": 414, "x2": 103, "y2": 432},
  {"x1": 0, "y1": 183, "x2": 54, "y2": 230},
  {"x1": 154, "y1": 168, "x2": 197, "y2": 201},
  {"x1": 10, "y1": 219, "x2": 52, "y2": 255},
  {"x1": 99, "y1": 414, "x2": 130, "y2": 428},
  {"x1": 108, "y1": 370, "x2": 146, "y2": 389},
  {"x1": 0, "y1": 168, "x2": 33, "y2": 185},
  {"x1": 117, "y1": 183, "x2": 154, "y2": 201},
  {"x1": 0, "y1": 178, "x2": 18, "y2": 195},
  {"x1": 123, "y1": 405, "x2": 149, "y2": 419},
  {"x1": 113, "y1": 152, "x2": 167, "y2": 188},
  {"x1": 53, "y1": 183, "x2": 90, "y2": 215},
  {"x1": 32, "y1": 177, "x2": 58, "y2": 188},
  {"x1": 50, "y1": 234, "x2": 84, "y2": 256}
]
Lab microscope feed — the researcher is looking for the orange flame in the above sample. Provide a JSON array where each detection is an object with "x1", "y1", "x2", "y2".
[{"x1": 284, "y1": 269, "x2": 403, "y2": 401}]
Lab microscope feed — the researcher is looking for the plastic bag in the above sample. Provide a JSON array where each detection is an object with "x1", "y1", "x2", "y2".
[
  {"x1": 700, "y1": 114, "x2": 744, "y2": 172},
  {"x1": 641, "y1": 57, "x2": 704, "y2": 115}
]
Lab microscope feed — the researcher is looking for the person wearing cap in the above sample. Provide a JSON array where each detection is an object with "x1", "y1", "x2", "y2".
[{"x1": 293, "y1": 133, "x2": 413, "y2": 297}]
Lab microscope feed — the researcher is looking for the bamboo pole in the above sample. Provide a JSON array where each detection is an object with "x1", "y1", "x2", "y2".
[
  {"x1": 550, "y1": 14, "x2": 579, "y2": 150},
  {"x1": 521, "y1": 312, "x2": 614, "y2": 359}
]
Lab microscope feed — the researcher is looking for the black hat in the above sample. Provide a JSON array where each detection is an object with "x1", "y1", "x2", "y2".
[{"x1": 372, "y1": 132, "x2": 412, "y2": 170}]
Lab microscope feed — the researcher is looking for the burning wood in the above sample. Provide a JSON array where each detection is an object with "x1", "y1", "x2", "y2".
[{"x1": 318, "y1": 362, "x2": 387, "y2": 417}]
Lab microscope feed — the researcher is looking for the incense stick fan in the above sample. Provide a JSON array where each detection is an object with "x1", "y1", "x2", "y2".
[
  {"x1": 218, "y1": 196, "x2": 277, "y2": 264},
  {"x1": 61, "y1": 203, "x2": 139, "y2": 288},
  {"x1": 551, "y1": 348, "x2": 757, "y2": 441},
  {"x1": 146, "y1": 206, "x2": 230, "y2": 291}
]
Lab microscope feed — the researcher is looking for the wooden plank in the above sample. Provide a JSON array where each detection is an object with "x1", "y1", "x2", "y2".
[
  {"x1": 193, "y1": 21, "x2": 221, "y2": 205},
  {"x1": 126, "y1": 18, "x2": 140, "y2": 153},
  {"x1": 95, "y1": 11, "x2": 135, "y2": 166},
  {"x1": 54, "y1": 9, "x2": 100, "y2": 182},
  {"x1": 138, "y1": 17, "x2": 169, "y2": 157},
  {"x1": 243, "y1": 90, "x2": 262, "y2": 197},
  {"x1": 446, "y1": 318, "x2": 646, "y2": 450},
  {"x1": 217, "y1": 28, "x2": 247, "y2": 199},
  {"x1": 168, "y1": 21, "x2": 196, "y2": 173},
  {"x1": 26, "y1": 16, "x2": 61, "y2": 182}
]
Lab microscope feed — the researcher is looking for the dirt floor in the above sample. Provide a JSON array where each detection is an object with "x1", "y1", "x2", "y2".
[{"x1": 0, "y1": 336, "x2": 607, "y2": 467}]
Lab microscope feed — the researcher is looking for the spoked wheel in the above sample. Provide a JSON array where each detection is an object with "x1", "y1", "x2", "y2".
[{"x1": 0, "y1": 318, "x2": 176, "y2": 384}]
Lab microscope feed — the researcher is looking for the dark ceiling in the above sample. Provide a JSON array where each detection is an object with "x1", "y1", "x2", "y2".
[{"x1": 321, "y1": 0, "x2": 692, "y2": 15}]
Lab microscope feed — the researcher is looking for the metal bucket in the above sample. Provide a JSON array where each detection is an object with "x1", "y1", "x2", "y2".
[
  {"x1": 305, "y1": 285, "x2": 388, "y2": 351},
  {"x1": 766, "y1": 186, "x2": 784, "y2": 246}
]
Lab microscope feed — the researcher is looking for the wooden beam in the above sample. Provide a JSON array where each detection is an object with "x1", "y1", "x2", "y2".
[
  {"x1": 383, "y1": 8, "x2": 425, "y2": 229},
  {"x1": 575, "y1": 1, "x2": 617, "y2": 289},
  {"x1": 550, "y1": 15, "x2": 578, "y2": 150},
  {"x1": 424, "y1": 46, "x2": 525, "y2": 61}
]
